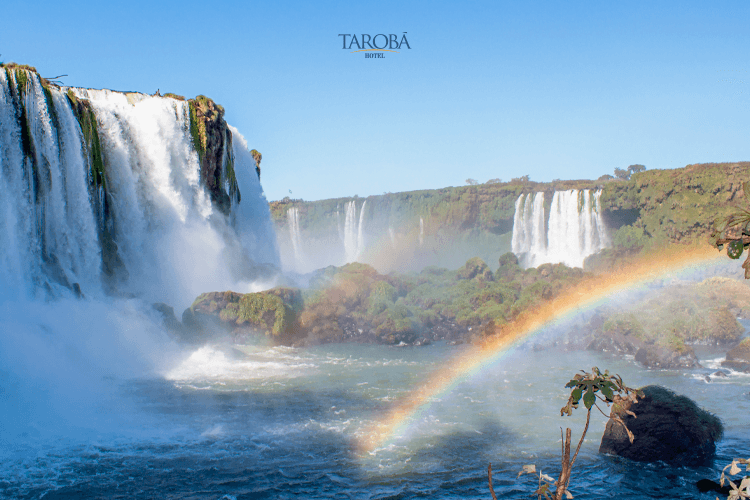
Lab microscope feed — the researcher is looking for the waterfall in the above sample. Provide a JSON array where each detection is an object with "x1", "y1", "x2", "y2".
[
  {"x1": 419, "y1": 217, "x2": 424, "y2": 246},
  {"x1": 343, "y1": 200, "x2": 366, "y2": 263},
  {"x1": 0, "y1": 68, "x2": 279, "y2": 306},
  {"x1": 287, "y1": 206, "x2": 304, "y2": 265},
  {"x1": 511, "y1": 189, "x2": 608, "y2": 268}
]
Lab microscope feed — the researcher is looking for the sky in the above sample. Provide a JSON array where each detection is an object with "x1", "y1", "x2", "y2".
[{"x1": 2, "y1": 1, "x2": 750, "y2": 202}]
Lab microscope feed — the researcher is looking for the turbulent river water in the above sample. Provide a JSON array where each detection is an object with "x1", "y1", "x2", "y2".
[{"x1": 1, "y1": 323, "x2": 748, "y2": 500}]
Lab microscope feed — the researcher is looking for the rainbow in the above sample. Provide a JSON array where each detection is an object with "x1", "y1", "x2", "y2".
[{"x1": 358, "y1": 245, "x2": 728, "y2": 452}]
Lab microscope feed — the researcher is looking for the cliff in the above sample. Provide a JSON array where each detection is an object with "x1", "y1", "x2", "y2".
[{"x1": 271, "y1": 162, "x2": 750, "y2": 273}]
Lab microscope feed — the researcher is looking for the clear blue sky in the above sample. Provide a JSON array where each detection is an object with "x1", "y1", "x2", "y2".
[{"x1": 3, "y1": 1, "x2": 750, "y2": 201}]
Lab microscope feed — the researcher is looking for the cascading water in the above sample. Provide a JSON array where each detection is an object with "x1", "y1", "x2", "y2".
[
  {"x1": 0, "y1": 70, "x2": 279, "y2": 306},
  {"x1": 343, "y1": 199, "x2": 366, "y2": 262},
  {"x1": 0, "y1": 67, "x2": 280, "y2": 443},
  {"x1": 0, "y1": 70, "x2": 102, "y2": 299},
  {"x1": 287, "y1": 206, "x2": 304, "y2": 266},
  {"x1": 419, "y1": 217, "x2": 424, "y2": 246},
  {"x1": 511, "y1": 189, "x2": 608, "y2": 268}
]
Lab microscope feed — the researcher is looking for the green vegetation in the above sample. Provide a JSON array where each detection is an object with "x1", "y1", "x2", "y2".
[
  {"x1": 66, "y1": 90, "x2": 106, "y2": 189},
  {"x1": 224, "y1": 150, "x2": 239, "y2": 201},
  {"x1": 591, "y1": 277, "x2": 747, "y2": 353},
  {"x1": 187, "y1": 255, "x2": 589, "y2": 346},
  {"x1": 188, "y1": 97, "x2": 206, "y2": 161},
  {"x1": 711, "y1": 181, "x2": 750, "y2": 277},
  {"x1": 163, "y1": 92, "x2": 185, "y2": 101},
  {"x1": 191, "y1": 288, "x2": 302, "y2": 337},
  {"x1": 273, "y1": 163, "x2": 750, "y2": 272}
]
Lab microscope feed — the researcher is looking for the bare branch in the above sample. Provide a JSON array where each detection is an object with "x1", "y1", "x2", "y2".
[
  {"x1": 569, "y1": 408, "x2": 591, "y2": 470},
  {"x1": 488, "y1": 463, "x2": 498, "y2": 500}
]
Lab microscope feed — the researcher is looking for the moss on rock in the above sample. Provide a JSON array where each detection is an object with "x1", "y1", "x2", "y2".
[{"x1": 188, "y1": 95, "x2": 237, "y2": 215}]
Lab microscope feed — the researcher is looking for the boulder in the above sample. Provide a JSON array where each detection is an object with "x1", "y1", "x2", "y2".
[
  {"x1": 722, "y1": 338, "x2": 750, "y2": 373},
  {"x1": 152, "y1": 302, "x2": 183, "y2": 333},
  {"x1": 634, "y1": 344, "x2": 701, "y2": 369},
  {"x1": 586, "y1": 328, "x2": 701, "y2": 369},
  {"x1": 599, "y1": 385, "x2": 723, "y2": 465}
]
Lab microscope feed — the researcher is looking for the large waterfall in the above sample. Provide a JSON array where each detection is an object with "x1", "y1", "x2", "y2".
[
  {"x1": 0, "y1": 67, "x2": 279, "y2": 306},
  {"x1": 511, "y1": 189, "x2": 608, "y2": 268},
  {"x1": 0, "y1": 66, "x2": 283, "y2": 450}
]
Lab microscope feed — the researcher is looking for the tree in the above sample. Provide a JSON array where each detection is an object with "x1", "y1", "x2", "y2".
[
  {"x1": 627, "y1": 164, "x2": 646, "y2": 175},
  {"x1": 512, "y1": 174, "x2": 531, "y2": 183},
  {"x1": 466, "y1": 178, "x2": 479, "y2": 185},
  {"x1": 489, "y1": 368, "x2": 641, "y2": 500},
  {"x1": 614, "y1": 167, "x2": 630, "y2": 180},
  {"x1": 486, "y1": 178, "x2": 502, "y2": 184},
  {"x1": 597, "y1": 174, "x2": 614, "y2": 181}
]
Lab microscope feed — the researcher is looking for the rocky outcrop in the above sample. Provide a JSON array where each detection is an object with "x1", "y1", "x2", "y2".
[
  {"x1": 722, "y1": 338, "x2": 750, "y2": 372},
  {"x1": 182, "y1": 288, "x2": 303, "y2": 344},
  {"x1": 183, "y1": 257, "x2": 591, "y2": 347},
  {"x1": 599, "y1": 385, "x2": 723, "y2": 465},
  {"x1": 580, "y1": 277, "x2": 748, "y2": 368},
  {"x1": 188, "y1": 95, "x2": 237, "y2": 215},
  {"x1": 586, "y1": 327, "x2": 701, "y2": 369}
]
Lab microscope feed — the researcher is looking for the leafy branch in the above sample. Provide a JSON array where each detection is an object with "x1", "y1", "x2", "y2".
[
  {"x1": 495, "y1": 367, "x2": 642, "y2": 500},
  {"x1": 710, "y1": 182, "x2": 750, "y2": 278}
]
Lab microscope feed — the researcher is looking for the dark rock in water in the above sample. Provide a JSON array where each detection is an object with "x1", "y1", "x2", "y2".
[
  {"x1": 586, "y1": 330, "x2": 701, "y2": 369},
  {"x1": 722, "y1": 338, "x2": 750, "y2": 373},
  {"x1": 599, "y1": 385, "x2": 723, "y2": 465},
  {"x1": 72, "y1": 283, "x2": 84, "y2": 299},
  {"x1": 712, "y1": 370, "x2": 728, "y2": 378},
  {"x1": 152, "y1": 302, "x2": 183, "y2": 333},
  {"x1": 696, "y1": 478, "x2": 730, "y2": 495},
  {"x1": 634, "y1": 345, "x2": 701, "y2": 369}
]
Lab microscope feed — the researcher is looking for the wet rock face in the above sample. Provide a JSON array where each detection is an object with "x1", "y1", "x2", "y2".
[
  {"x1": 586, "y1": 331, "x2": 701, "y2": 369},
  {"x1": 189, "y1": 96, "x2": 233, "y2": 215},
  {"x1": 599, "y1": 385, "x2": 723, "y2": 465},
  {"x1": 722, "y1": 338, "x2": 750, "y2": 372}
]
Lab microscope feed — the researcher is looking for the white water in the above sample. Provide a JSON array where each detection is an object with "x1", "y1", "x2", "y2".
[
  {"x1": 512, "y1": 189, "x2": 608, "y2": 268},
  {"x1": 0, "y1": 70, "x2": 280, "y2": 442},
  {"x1": 287, "y1": 206, "x2": 304, "y2": 268},
  {"x1": 419, "y1": 216, "x2": 424, "y2": 246},
  {"x1": 0, "y1": 71, "x2": 102, "y2": 299},
  {"x1": 343, "y1": 199, "x2": 366, "y2": 263}
]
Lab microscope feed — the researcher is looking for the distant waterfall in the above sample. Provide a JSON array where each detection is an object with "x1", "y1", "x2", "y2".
[
  {"x1": 343, "y1": 200, "x2": 366, "y2": 263},
  {"x1": 287, "y1": 207, "x2": 304, "y2": 264},
  {"x1": 419, "y1": 217, "x2": 424, "y2": 246},
  {"x1": 511, "y1": 190, "x2": 608, "y2": 268}
]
